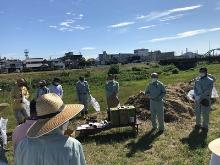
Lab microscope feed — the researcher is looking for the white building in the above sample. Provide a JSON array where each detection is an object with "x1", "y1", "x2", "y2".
[
  {"x1": 134, "y1": 49, "x2": 149, "y2": 60},
  {"x1": 48, "y1": 59, "x2": 65, "y2": 70},
  {"x1": 23, "y1": 58, "x2": 48, "y2": 71}
]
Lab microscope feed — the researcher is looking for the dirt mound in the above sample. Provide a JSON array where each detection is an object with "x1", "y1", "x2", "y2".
[{"x1": 125, "y1": 83, "x2": 194, "y2": 122}]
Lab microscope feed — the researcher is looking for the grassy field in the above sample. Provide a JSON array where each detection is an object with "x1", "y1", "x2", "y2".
[{"x1": 0, "y1": 62, "x2": 220, "y2": 165}]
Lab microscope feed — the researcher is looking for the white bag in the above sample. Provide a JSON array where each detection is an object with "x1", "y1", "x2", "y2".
[
  {"x1": 90, "y1": 95, "x2": 100, "y2": 112},
  {"x1": 22, "y1": 98, "x2": 30, "y2": 117},
  {"x1": 187, "y1": 90, "x2": 195, "y2": 101},
  {"x1": 212, "y1": 86, "x2": 219, "y2": 98},
  {"x1": 0, "y1": 118, "x2": 8, "y2": 145},
  {"x1": 187, "y1": 87, "x2": 219, "y2": 101}
]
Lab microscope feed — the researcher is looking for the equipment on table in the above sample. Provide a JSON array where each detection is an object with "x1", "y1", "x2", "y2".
[
  {"x1": 75, "y1": 105, "x2": 140, "y2": 137},
  {"x1": 110, "y1": 106, "x2": 136, "y2": 126}
]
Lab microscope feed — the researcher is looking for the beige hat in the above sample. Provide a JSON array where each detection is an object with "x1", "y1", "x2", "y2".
[
  {"x1": 27, "y1": 93, "x2": 84, "y2": 138},
  {"x1": 209, "y1": 138, "x2": 220, "y2": 156}
]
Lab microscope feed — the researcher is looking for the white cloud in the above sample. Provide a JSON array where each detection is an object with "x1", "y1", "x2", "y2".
[
  {"x1": 149, "y1": 27, "x2": 220, "y2": 42},
  {"x1": 169, "y1": 5, "x2": 202, "y2": 12},
  {"x1": 81, "y1": 47, "x2": 96, "y2": 50},
  {"x1": 60, "y1": 19, "x2": 75, "y2": 27},
  {"x1": 72, "y1": 25, "x2": 89, "y2": 30},
  {"x1": 66, "y1": 12, "x2": 71, "y2": 15},
  {"x1": 108, "y1": 21, "x2": 135, "y2": 28},
  {"x1": 49, "y1": 15, "x2": 88, "y2": 32},
  {"x1": 74, "y1": 14, "x2": 84, "y2": 20},
  {"x1": 49, "y1": 25, "x2": 58, "y2": 29},
  {"x1": 137, "y1": 25, "x2": 156, "y2": 30},
  {"x1": 57, "y1": 25, "x2": 89, "y2": 32},
  {"x1": 136, "y1": 5, "x2": 202, "y2": 21},
  {"x1": 159, "y1": 14, "x2": 184, "y2": 22}
]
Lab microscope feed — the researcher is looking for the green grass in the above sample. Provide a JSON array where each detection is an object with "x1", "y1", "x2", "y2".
[{"x1": 0, "y1": 63, "x2": 220, "y2": 165}]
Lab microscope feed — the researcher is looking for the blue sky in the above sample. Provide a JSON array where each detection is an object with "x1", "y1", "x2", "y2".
[{"x1": 0, "y1": 0, "x2": 220, "y2": 59}]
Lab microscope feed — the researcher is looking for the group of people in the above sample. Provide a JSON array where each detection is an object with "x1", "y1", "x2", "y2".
[
  {"x1": 0, "y1": 66, "x2": 218, "y2": 164},
  {"x1": 76, "y1": 74, "x2": 119, "y2": 119},
  {"x1": 0, "y1": 74, "x2": 119, "y2": 164},
  {"x1": 11, "y1": 77, "x2": 63, "y2": 125},
  {"x1": 0, "y1": 79, "x2": 85, "y2": 164},
  {"x1": 143, "y1": 67, "x2": 214, "y2": 133}
]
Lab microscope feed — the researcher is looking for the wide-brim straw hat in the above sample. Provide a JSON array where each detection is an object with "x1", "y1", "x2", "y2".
[
  {"x1": 27, "y1": 93, "x2": 84, "y2": 138},
  {"x1": 209, "y1": 138, "x2": 220, "y2": 156}
]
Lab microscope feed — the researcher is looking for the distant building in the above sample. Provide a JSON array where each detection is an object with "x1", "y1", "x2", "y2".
[
  {"x1": 0, "y1": 59, "x2": 23, "y2": 73},
  {"x1": 23, "y1": 58, "x2": 49, "y2": 71},
  {"x1": 99, "y1": 51, "x2": 144, "y2": 65},
  {"x1": 59, "y1": 52, "x2": 83, "y2": 69},
  {"x1": 181, "y1": 52, "x2": 201, "y2": 59},
  {"x1": 47, "y1": 59, "x2": 65, "y2": 70},
  {"x1": 148, "y1": 51, "x2": 175, "y2": 61},
  {"x1": 134, "y1": 49, "x2": 149, "y2": 61}
]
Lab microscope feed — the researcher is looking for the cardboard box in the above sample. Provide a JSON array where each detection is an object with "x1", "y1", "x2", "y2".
[{"x1": 110, "y1": 107, "x2": 120, "y2": 126}]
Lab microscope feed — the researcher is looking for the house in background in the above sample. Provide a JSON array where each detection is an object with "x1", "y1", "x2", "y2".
[
  {"x1": 23, "y1": 58, "x2": 49, "y2": 71},
  {"x1": 47, "y1": 58, "x2": 65, "y2": 70},
  {"x1": 148, "y1": 51, "x2": 175, "y2": 61},
  {"x1": 0, "y1": 59, "x2": 23, "y2": 73},
  {"x1": 59, "y1": 52, "x2": 83, "y2": 69}
]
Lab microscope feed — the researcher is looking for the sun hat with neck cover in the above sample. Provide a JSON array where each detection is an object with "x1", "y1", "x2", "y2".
[{"x1": 27, "y1": 93, "x2": 84, "y2": 138}]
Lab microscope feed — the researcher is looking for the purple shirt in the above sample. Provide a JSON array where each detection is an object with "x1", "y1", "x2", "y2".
[{"x1": 12, "y1": 120, "x2": 36, "y2": 151}]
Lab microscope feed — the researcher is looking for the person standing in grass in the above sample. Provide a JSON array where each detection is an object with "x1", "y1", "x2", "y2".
[
  {"x1": 12, "y1": 99, "x2": 37, "y2": 151},
  {"x1": 76, "y1": 76, "x2": 90, "y2": 116},
  {"x1": 36, "y1": 80, "x2": 50, "y2": 98},
  {"x1": 194, "y1": 67, "x2": 214, "y2": 132},
  {"x1": 11, "y1": 78, "x2": 29, "y2": 125},
  {"x1": 144, "y1": 73, "x2": 166, "y2": 133},
  {"x1": 49, "y1": 78, "x2": 63, "y2": 98},
  {"x1": 105, "y1": 74, "x2": 120, "y2": 121}
]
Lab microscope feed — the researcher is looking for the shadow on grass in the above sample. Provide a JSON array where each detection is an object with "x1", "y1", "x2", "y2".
[
  {"x1": 77, "y1": 131, "x2": 135, "y2": 144},
  {"x1": 180, "y1": 128, "x2": 208, "y2": 149},
  {"x1": 126, "y1": 129, "x2": 163, "y2": 157}
]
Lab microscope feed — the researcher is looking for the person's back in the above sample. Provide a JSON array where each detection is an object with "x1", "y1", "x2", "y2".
[
  {"x1": 49, "y1": 84, "x2": 63, "y2": 97},
  {"x1": 15, "y1": 130, "x2": 86, "y2": 165},
  {"x1": 49, "y1": 78, "x2": 63, "y2": 97}
]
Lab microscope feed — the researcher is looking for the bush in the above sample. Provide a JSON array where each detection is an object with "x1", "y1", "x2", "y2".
[
  {"x1": 132, "y1": 67, "x2": 142, "y2": 71},
  {"x1": 172, "y1": 68, "x2": 179, "y2": 74},
  {"x1": 162, "y1": 64, "x2": 176, "y2": 72},
  {"x1": 84, "y1": 71, "x2": 91, "y2": 78},
  {"x1": 108, "y1": 64, "x2": 120, "y2": 74}
]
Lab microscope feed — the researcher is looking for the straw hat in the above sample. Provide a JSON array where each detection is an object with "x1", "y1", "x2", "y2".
[
  {"x1": 209, "y1": 138, "x2": 220, "y2": 156},
  {"x1": 27, "y1": 93, "x2": 84, "y2": 138}
]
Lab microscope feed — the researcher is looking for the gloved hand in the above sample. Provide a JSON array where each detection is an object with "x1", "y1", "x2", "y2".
[{"x1": 195, "y1": 95, "x2": 200, "y2": 101}]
